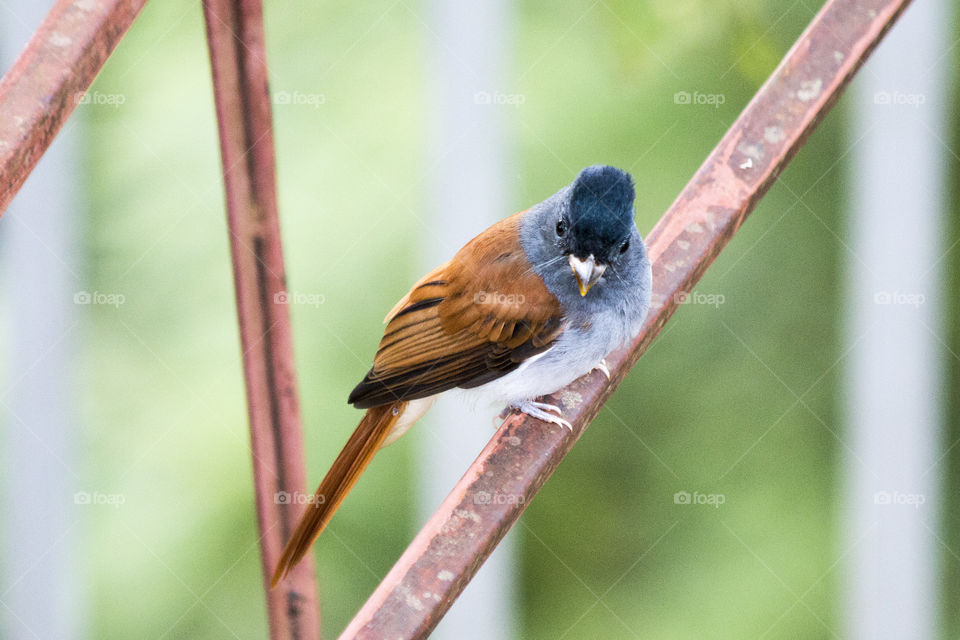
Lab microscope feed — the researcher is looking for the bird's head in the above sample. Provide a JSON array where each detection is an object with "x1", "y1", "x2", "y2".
[{"x1": 555, "y1": 165, "x2": 636, "y2": 296}]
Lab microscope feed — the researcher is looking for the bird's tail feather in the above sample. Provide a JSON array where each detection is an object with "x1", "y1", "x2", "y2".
[{"x1": 271, "y1": 402, "x2": 407, "y2": 587}]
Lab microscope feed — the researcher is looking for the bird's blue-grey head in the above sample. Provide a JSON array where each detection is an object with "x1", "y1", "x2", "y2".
[
  {"x1": 521, "y1": 165, "x2": 651, "y2": 313},
  {"x1": 521, "y1": 165, "x2": 649, "y2": 299}
]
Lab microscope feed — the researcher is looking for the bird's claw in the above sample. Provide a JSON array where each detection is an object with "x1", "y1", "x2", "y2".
[
  {"x1": 513, "y1": 400, "x2": 573, "y2": 430},
  {"x1": 593, "y1": 358, "x2": 611, "y2": 379}
]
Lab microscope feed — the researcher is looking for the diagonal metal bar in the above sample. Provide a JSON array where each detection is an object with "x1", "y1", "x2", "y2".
[
  {"x1": 340, "y1": 0, "x2": 913, "y2": 637},
  {"x1": 201, "y1": 1, "x2": 321, "y2": 638},
  {"x1": 0, "y1": 0, "x2": 147, "y2": 217}
]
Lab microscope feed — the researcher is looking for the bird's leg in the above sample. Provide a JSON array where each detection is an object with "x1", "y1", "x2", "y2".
[
  {"x1": 512, "y1": 400, "x2": 573, "y2": 430},
  {"x1": 593, "y1": 358, "x2": 611, "y2": 379}
]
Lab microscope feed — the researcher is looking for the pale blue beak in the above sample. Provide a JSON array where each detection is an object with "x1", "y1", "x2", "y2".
[{"x1": 569, "y1": 254, "x2": 606, "y2": 296}]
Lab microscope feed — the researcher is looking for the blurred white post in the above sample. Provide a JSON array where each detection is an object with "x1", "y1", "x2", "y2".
[
  {"x1": 844, "y1": 2, "x2": 948, "y2": 638},
  {"x1": 0, "y1": 1, "x2": 81, "y2": 638},
  {"x1": 421, "y1": 1, "x2": 517, "y2": 639}
]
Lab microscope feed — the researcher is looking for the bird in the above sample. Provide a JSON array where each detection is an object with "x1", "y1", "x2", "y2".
[{"x1": 271, "y1": 164, "x2": 652, "y2": 586}]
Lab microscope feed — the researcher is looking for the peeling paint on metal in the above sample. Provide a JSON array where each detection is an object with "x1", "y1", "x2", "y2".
[
  {"x1": 764, "y1": 126, "x2": 785, "y2": 143},
  {"x1": 404, "y1": 591, "x2": 425, "y2": 612},
  {"x1": 454, "y1": 509, "x2": 481, "y2": 524},
  {"x1": 49, "y1": 31, "x2": 72, "y2": 47},
  {"x1": 704, "y1": 211, "x2": 718, "y2": 231},
  {"x1": 797, "y1": 78, "x2": 823, "y2": 102},
  {"x1": 559, "y1": 390, "x2": 582, "y2": 409},
  {"x1": 737, "y1": 142, "x2": 764, "y2": 161}
]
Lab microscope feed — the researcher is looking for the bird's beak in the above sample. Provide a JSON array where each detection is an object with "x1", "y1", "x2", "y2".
[{"x1": 568, "y1": 254, "x2": 606, "y2": 296}]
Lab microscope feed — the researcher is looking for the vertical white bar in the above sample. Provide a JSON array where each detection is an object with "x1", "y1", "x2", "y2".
[
  {"x1": 1, "y1": 2, "x2": 82, "y2": 638},
  {"x1": 420, "y1": 1, "x2": 517, "y2": 638},
  {"x1": 845, "y1": 2, "x2": 949, "y2": 638}
]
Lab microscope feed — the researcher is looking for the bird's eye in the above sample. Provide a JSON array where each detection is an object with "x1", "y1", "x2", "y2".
[
  {"x1": 555, "y1": 219, "x2": 567, "y2": 237},
  {"x1": 619, "y1": 238, "x2": 630, "y2": 254}
]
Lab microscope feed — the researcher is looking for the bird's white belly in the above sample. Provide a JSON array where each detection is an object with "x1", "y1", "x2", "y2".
[{"x1": 459, "y1": 310, "x2": 631, "y2": 409}]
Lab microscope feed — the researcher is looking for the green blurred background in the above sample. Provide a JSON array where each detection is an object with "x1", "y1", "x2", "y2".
[{"x1": 6, "y1": 0, "x2": 959, "y2": 637}]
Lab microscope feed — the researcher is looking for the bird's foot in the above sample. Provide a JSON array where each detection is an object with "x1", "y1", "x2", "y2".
[
  {"x1": 593, "y1": 358, "x2": 611, "y2": 380},
  {"x1": 512, "y1": 400, "x2": 572, "y2": 430}
]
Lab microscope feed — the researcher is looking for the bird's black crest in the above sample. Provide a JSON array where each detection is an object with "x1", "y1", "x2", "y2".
[{"x1": 567, "y1": 165, "x2": 635, "y2": 259}]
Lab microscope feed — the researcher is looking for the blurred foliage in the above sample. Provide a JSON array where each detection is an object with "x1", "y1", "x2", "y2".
[{"x1": 49, "y1": 0, "x2": 958, "y2": 638}]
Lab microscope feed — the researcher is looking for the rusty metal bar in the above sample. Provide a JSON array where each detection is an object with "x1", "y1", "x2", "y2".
[
  {"x1": 340, "y1": 0, "x2": 913, "y2": 637},
  {"x1": 201, "y1": 1, "x2": 321, "y2": 638},
  {"x1": 0, "y1": 0, "x2": 147, "y2": 216}
]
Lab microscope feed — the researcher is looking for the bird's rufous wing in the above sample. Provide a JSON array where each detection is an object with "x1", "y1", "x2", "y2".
[
  {"x1": 348, "y1": 211, "x2": 563, "y2": 408},
  {"x1": 273, "y1": 212, "x2": 564, "y2": 586}
]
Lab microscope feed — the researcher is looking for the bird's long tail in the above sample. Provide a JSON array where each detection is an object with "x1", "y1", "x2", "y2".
[{"x1": 271, "y1": 401, "x2": 407, "y2": 587}]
